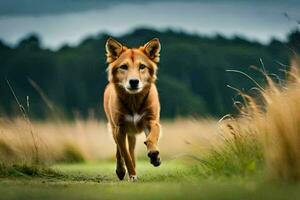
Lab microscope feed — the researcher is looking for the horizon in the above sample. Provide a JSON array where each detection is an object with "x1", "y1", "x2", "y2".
[{"x1": 1, "y1": 26, "x2": 298, "y2": 51}]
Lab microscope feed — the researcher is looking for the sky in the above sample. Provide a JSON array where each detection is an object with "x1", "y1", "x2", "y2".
[{"x1": 0, "y1": 0, "x2": 299, "y2": 50}]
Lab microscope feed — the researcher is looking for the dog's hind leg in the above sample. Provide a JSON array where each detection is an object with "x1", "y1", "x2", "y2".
[
  {"x1": 111, "y1": 124, "x2": 126, "y2": 180},
  {"x1": 128, "y1": 135, "x2": 136, "y2": 168},
  {"x1": 115, "y1": 146, "x2": 126, "y2": 180},
  {"x1": 114, "y1": 129, "x2": 137, "y2": 181}
]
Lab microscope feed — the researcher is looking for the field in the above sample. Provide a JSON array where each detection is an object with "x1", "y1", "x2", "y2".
[
  {"x1": 0, "y1": 117, "x2": 299, "y2": 200},
  {"x1": 0, "y1": 118, "x2": 217, "y2": 163},
  {"x1": 2, "y1": 60, "x2": 300, "y2": 199},
  {"x1": 0, "y1": 119, "x2": 226, "y2": 199},
  {"x1": 1, "y1": 161, "x2": 300, "y2": 200}
]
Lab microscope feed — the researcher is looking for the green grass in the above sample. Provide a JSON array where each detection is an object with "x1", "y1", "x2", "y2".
[
  {"x1": 202, "y1": 132, "x2": 264, "y2": 177},
  {"x1": 0, "y1": 163, "x2": 60, "y2": 178},
  {"x1": 1, "y1": 161, "x2": 300, "y2": 200}
]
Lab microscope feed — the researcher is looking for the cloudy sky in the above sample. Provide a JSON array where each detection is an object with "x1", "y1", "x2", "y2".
[{"x1": 0, "y1": 0, "x2": 299, "y2": 49}]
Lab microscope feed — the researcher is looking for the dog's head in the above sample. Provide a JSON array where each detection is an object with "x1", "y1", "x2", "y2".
[{"x1": 105, "y1": 38, "x2": 161, "y2": 94}]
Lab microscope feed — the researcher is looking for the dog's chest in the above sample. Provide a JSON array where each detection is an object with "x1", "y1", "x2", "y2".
[{"x1": 124, "y1": 113, "x2": 145, "y2": 125}]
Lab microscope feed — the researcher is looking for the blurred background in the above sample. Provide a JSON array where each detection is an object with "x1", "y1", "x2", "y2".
[{"x1": 0, "y1": 0, "x2": 300, "y2": 119}]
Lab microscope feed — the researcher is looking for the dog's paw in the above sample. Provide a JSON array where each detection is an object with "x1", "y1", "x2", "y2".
[
  {"x1": 148, "y1": 151, "x2": 161, "y2": 167},
  {"x1": 116, "y1": 169, "x2": 126, "y2": 180},
  {"x1": 129, "y1": 175, "x2": 137, "y2": 182}
]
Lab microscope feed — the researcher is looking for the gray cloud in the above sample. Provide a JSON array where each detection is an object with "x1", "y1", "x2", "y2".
[
  {"x1": 0, "y1": 0, "x2": 299, "y2": 49},
  {"x1": 0, "y1": 0, "x2": 299, "y2": 16}
]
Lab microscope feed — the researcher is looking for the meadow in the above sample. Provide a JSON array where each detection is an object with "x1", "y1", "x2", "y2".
[
  {"x1": 0, "y1": 118, "x2": 217, "y2": 165},
  {"x1": 1, "y1": 59, "x2": 300, "y2": 199}
]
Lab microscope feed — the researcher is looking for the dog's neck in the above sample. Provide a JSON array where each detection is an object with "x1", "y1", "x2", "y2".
[{"x1": 114, "y1": 84, "x2": 151, "y2": 114}]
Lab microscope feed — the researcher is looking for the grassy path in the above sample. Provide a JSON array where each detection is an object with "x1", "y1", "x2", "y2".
[{"x1": 0, "y1": 161, "x2": 300, "y2": 200}]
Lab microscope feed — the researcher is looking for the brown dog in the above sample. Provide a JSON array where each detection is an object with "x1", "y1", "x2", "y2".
[{"x1": 103, "y1": 37, "x2": 162, "y2": 181}]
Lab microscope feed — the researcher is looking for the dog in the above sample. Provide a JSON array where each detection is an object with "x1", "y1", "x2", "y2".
[{"x1": 103, "y1": 37, "x2": 162, "y2": 181}]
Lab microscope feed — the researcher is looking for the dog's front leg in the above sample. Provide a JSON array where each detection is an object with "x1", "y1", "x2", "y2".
[
  {"x1": 114, "y1": 127, "x2": 137, "y2": 181},
  {"x1": 144, "y1": 120, "x2": 161, "y2": 167}
]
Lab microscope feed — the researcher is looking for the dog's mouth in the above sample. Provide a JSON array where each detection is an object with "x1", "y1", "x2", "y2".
[{"x1": 125, "y1": 87, "x2": 142, "y2": 94}]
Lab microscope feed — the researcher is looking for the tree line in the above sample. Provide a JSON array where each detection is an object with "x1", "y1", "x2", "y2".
[{"x1": 0, "y1": 28, "x2": 299, "y2": 119}]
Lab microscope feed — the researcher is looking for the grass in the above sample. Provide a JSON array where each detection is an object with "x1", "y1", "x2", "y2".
[
  {"x1": 57, "y1": 143, "x2": 86, "y2": 163},
  {"x1": 214, "y1": 57, "x2": 300, "y2": 182},
  {"x1": 0, "y1": 118, "x2": 218, "y2": 165},
  {"x1": 0, "y1": 163, "x2": 60, "y2": 178},
  {"x1": 201, "y1": 129, "x2": 264, "y2": 177},
  {"x1": 1, "y1": 161, "x2": 300, "y2": 200},
  {"x1": 53, "y1": 160, "x2": 194, "y2": 182}
]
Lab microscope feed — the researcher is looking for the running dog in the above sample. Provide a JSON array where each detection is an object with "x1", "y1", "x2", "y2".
[{"x1": 103, "y1": 37, "x2": 162, "y2": 181}]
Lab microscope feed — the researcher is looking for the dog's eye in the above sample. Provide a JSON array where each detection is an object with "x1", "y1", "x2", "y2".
[
  {"x1": 140, "y1": 64, "x2": 146, "y2": 70},
  {"x1": 119, "y1": 64, "x2": 128, "y2": 70}
]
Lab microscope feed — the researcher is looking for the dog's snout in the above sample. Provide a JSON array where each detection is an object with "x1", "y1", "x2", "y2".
[{"x1": 129, "y1": 79, "x2": 139, "y2": 88}]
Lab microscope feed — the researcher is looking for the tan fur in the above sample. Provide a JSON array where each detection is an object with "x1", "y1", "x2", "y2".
[{"x1": 103, "y1": 38, "x2": 162, "y2": 181}]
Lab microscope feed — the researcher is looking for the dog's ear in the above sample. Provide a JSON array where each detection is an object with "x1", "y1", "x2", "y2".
[
  {"x1": 106, "y1": 37, "x2": 123, "y2": 63},
  {"x1": 143, "y1": 38, "x2": 161, "y2": 63}
]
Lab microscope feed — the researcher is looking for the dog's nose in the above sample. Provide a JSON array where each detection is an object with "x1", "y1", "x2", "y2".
[{"x1": 129, "y1": 79, "x2": 139, "y2": 89}]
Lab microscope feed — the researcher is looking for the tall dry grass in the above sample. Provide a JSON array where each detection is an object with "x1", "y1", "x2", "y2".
[
  {"x1": 218, "y1": 57, "x2": 300, "y2": 181},
  {"x1": 0, "y1": 117, "x2": 218, "y2": 165}
]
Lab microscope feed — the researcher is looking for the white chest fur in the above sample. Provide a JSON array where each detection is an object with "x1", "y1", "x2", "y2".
[{"x1": 124, "y1": 113, "x2": 145, "y2": 125}]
